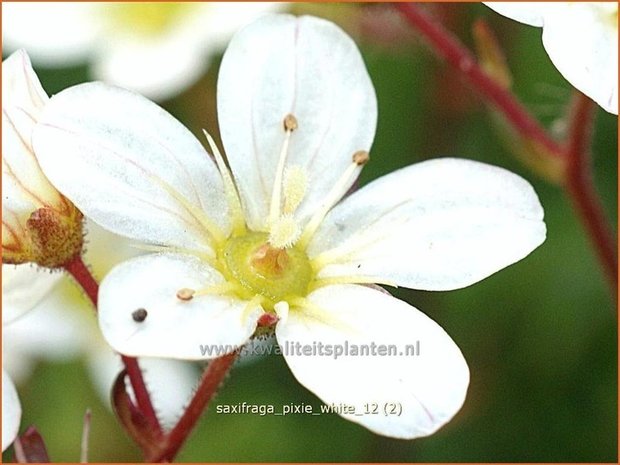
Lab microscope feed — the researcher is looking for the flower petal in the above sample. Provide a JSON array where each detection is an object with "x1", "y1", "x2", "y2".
[
  {"x1": 93, "y1": 3, "x2": 281, "y2": 101},
  {"x1": 217, "y1": 14, "x2": 377, "y2": 230},
  {"x1": 276, "y1": 284, "x2": 469, "y2": 439},
  {"x1": 2, "y1": 2, "x2": 99, "y2": 66},
  {"x1": 2, "y1": 264, "x2": 61, "y2": 324},
  {"x1": 540, "y1": 3, "x2": 618, "y2": 114},
  {"x1": 98, "y1": 253, "x2": 263, "y2": 360},
  {"x1": 32, "y1": 82, "x2": 229, "y2": 253},
  {"x1": 93, "y1": 37, "x2": 211, "y2": 102},
  {"x1": 483, "y1": 2, "x2": 547, "y2": 27},
  {"x1": 485, "y1": 2, "x2": 618, "y2": 114},
  {"x1": 2, "y1": 369, "x2": 21, "y2": 452},
  {"x1": 309, "y1": 158, "x2": 546, "y2": 291},
  {"x1": 87, "y1": 350, "x2": 200, "y2": 430}
]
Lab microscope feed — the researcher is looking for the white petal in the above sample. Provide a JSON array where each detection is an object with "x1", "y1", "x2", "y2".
[
  {"x1": 199, "y1": 3, "x2": 287, "y2": 47},
  {"x1": 485, "y1": 2, "x2": 618, "y2": 114},
  {"x1": 91, "y1": 3, "x2": 215, "y2": 100},
  {"x1": 82, "y1": 219, "x2": 144, "y2": 280},
  {"x1": 2, "y1": 2, "x2": 99, "y2": 66},
  {"x1": 93, "y1": 3, "x2": 281, "y2": 101},
  {"x1": 98, "y1": 253, "x2": 263, "y2": 360},
  {"x1": 93, "y1": 37, "x2": 210, "y2": 102},
  {"x1": 217, "y1": 14, "x2": 377, "y2": 231},
  {"x1": 309, "y1": 158, "x2": 546, "y2": 291},
  {"x1": 86, "y1": 349, "x2": 200, "y2": 430},
  {"x1": 540, "y1": 3, "x2": 618, "y2": 114},
  {"x1": 2, "y1": 50, "x2": 47, "y2": 112},
  {"x1": 484, "y1": 2, "x2": 548, "y2": 26},
  {"x1": 3, "y1": 278, "x2": 88, "y2": 367},
  {"x1": 277, "y1": 284, "x2": 469, "y2": 439},
  {"x1": 2, "y1": 370, "x2": 21, "y2": 452},
  {"x1": 32, "y1": 82, "x2": 229, "y2": 253},
  {"x1": 2, "y1": 264, "x2": 61, "y2": 324},
  {"x1": 2, "y1": 51, "x2": 67, "y2": 252}
]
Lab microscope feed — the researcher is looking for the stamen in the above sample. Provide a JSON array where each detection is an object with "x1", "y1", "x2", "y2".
[
  {"x1": 288, "y1": 297, "x2": 339, "y2": 328},
  {"x1": 129, "y1": 243, "x2": 216, "y2": 267},
  {"x1": 283, "y1": 114, "x2": 298, "y2": 131},
  {"x1": 309, "y1": 275, "x2": 397, "y2": 292},
  {"x1": 269, "y1": 114, "x2": 298, "y2": 225},
  {"x1": 202, "y1": 130, "x2": 246, "y2": 235},
  {"x1": 241, "y1": 294, "x2": 265, "y2": 323},
  {"x1": 152, "y1": 175, "x2": 227, "y2": 245},
  {"x1": 176, "y1": 288, "x2": 196, "y2": 301},
  {"x1": 298, "y1": 151, "x2": 370, "y2": 248},
  {"x1": 282, "y1": 166, "x2": 307, "y2": 214},
  {"x1": 268, "y1": 214, "x2": 301, "y2": 249}
]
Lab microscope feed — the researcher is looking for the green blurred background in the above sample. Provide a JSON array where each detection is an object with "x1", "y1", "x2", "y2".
[{"x1": 3, "y1": 2, "x2": 617, "y2": 462}]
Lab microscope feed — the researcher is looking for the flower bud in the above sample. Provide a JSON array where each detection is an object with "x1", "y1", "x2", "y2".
[{"x1": 2, "y1": 50, "x2": 83, "y2": 267}]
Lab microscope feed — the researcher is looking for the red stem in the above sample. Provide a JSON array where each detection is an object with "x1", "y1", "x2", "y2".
[
  {"x1": 396, "y1": 3, "x2": 617, "y2": 297},
  {"x1": 564, "y1": 92, "x2": 618, "y2": 293},
  {"x1": 151, "y1": 352, "x2": 238, "y2": 462},
  {"x1": 63, "y1": 256, "x2": 164, "y2": 437},
  {"x1": 395, "y1": 2, "x2": 563, "y2": 157}
]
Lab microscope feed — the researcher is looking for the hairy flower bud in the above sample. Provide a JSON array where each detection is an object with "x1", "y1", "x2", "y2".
[{"x1": 2, "y1": 50, "x2": 83, "y2": 267}]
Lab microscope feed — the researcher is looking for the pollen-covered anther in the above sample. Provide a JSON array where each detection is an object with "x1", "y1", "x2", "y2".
[
  {"x1": 176, "y1": 287, "x2": 196, "y2": 301},
  {"x1": 269, "y1": 214, "x2": 301, "y2": 249},
  {"x1": 283, "y1": 166, "x2": 308, "y2": 214},
  {"x1": 352, "y1": 150, "x2": 370, "y2": 166},
  {"x1": 283, "y1": 113, "x2": 298, "y2": 132}
]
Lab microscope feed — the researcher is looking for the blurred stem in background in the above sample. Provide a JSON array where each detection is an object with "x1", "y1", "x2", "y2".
[{"x1": 395, "y1": 2, "x2": 617, "y2": 298}]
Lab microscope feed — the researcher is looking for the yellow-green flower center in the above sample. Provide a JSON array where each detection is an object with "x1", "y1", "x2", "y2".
[
  {"x1": 218, "y1": 232, "x2": 313, "y2": 309},
  {"x1": 104, "y1": 3, "x2": 198, "y2": 36}
]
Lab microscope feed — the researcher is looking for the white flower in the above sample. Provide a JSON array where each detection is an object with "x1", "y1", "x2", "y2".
[
  {"x1": 2, "y1": 370, "x2": 21, "y2": 452},
  {"x1": 31, "y1": 14, "x2": 546, "y2": 439},
  {"x1": 2, "y1": 224, "x2": 201, "y2": 430},
  {"x1": 2, "y1": 2, "x2": 283, "y2": 101},
  {"x1": 485, "y1": 2, "x2": 618, "y2": 114},
  {"x1": 2, "y1": 264, "x2": 60, "y2": 452},
  {"x1": 2, "y1": 50, "x2": 83, "y2": 267}
]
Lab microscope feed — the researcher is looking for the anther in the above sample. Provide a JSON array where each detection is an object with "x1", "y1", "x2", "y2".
[
  {"x1": 132, "y1": 308, "x2": 148, "y2": 322},
  {"x1": 269, "y1": 114, "x2": 297, "y2": 224},
  {"x1": 176, "y1": 288, "x2": 195, "y2": 301},
  {"x1": 352, "y1": 150, "x2": 369, "y2": 166},
  {"x1": 283, "y1": 114, "x2": 298, "y2": 132}
]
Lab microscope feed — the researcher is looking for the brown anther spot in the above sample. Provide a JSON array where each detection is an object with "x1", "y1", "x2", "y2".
[
  {"x1": 352, "y1": 150, "x2": 370, "y2": 166},
  {"x1": 283, "y1": 113, "x2": 298, "y2": 131},
  {"x1": 176, "y1": 288, "x2": 195, "y2": 301},
  {"x1": 132, "y1": 308, "x2": 148, "y2": 322}
]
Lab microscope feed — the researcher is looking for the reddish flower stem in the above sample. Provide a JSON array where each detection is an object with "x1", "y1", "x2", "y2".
[
  {"x1": 63, "y1": 256, "x2": 164, "y2": 438},
  {"x1": 151, "y1": 352, "x2": 238, "y2": 462},
  {"x1": 395, "y1": 2, "x2": 563, "y2": 157},
  {"x1": 396, "y1": 3, "x2": 617, "y2": 297},
  {"x1": 564, "y1": 92, "x2": 618, "y2": 293}
]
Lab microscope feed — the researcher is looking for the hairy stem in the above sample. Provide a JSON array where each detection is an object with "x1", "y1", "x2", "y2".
[
  {"x1": 395, "y1": 2, "x2": 563, "y2": 157},
  {"x1": 151, "y1": 352, "x2": 238, "y2": 462},
  {"x1": 396, "y1": 3, "x2": 617, "y2": 297}
]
